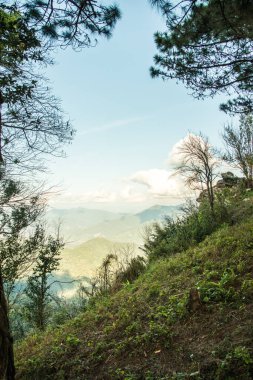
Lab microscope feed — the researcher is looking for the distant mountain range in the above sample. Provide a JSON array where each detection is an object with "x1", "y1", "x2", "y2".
[
  {"x1": 135, "y1": 204, "x2": 181, "y2": 223},
  {"x1": 47, "y1": 204, "x2": 181, "y2": 246},
  {"x1": 47, "y1": 205, "x2": 182, "y2": 292}
]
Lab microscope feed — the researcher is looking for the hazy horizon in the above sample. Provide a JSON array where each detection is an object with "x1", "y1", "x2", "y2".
[{"x1": 43, "y1": 0, "x2": 229, "y2": 212}]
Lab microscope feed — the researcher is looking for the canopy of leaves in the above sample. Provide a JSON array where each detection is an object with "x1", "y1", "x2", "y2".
[
  {"x1": 150, "y1": 0, "x2": 253, "y2": 114},
  {"x1": 0, "y1": 5, "x2": 43, "y2": 101},
  {"x1": 21, "y1": 0, "x2": 121, "y2": 48}
]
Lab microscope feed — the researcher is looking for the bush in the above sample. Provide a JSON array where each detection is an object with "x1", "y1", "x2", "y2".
[
  {"x1": 144, "y1": 201, "x2": 220, "y2": 261},
  {"x1": 114, "y1": 256, "x2": 146, "y2": 286},
  {"x1": 144, "y1": 188, "x2": 253, "y2": 262}
]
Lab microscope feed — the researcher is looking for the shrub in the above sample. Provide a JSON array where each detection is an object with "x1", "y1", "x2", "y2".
[
  {"x1": 144, "y1": 189, "x2": 253, "y2": 262},
  {"x1": 144, "y1": 200, "x2": 220, "y2": 261}
]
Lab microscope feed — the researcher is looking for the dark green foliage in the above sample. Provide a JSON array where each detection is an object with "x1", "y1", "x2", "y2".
[
  {"x1": 115, "y1": 256, "x2": 146, "y2": 285},
  {"x1": 216, "y1": 346, "x2": 253, "y2": 379},
  {"x1": 0, "y1": 176, "x2": 45, "y2": 287},
  {"x1": 9, "y1": 287, "x2": 88, "y2": 341},
  {"x1": 23, "y1": 0, "x2": 121, "y2": 49},
  {"x1": 24, "y1": 232, "x2": 63, "y2": 331},
  {"x1": 0, "y1": 5, "x2": 42, "y2": 103},
  {"x1": 150, "y1": 0, "x2": 253, "y2": 114},
  {"x1": 48, "y1": 294, "x2": 87, "y2": 329}
]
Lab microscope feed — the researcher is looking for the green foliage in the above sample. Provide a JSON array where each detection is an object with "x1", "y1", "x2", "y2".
[
  {"x1": 197, "y1": 269, "x2": 238, "y2": 304},
  {"x1": 115, "y1": 256, "x2": 146, "y2": 286},
  {"x1": 144, "y1": 189, "x2": 253, "y2": 261},
  {"x1": 15, "y1": 214, "x2": 253, "y2": 379},
  {"x1": 144, "y1": 200, "x2": 219, "y2": 261},
  {"x1": 150, "y1": 0, "x2": 253, "y2": 113},
  {"x1": 23, "y1": 0, "x2": 121, "y2": 49},
  {"x1": 24, "y1": 231, "x2": 63, "y2": 331},
  {"x1": 0, "y1": 5, "x2": 74, "y2": 171},
  {"x1": 217, "y1": 346, "x2": 253, "y2": 379},
  {"x1": 65, "y1": 334, "x2": 80, "y2": 346},
  {"x1": 0, "y1": 176, "x2": 45, "y2": 286}
]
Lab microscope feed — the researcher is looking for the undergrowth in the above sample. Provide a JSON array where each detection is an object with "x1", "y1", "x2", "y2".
[{"x1": 16, "y1": 209, "x2": 253, "y2": 379}]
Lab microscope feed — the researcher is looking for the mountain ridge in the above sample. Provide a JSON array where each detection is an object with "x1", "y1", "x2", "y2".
[{"x1": 46, "y1": 204, "x2": 181, "y2": 245}]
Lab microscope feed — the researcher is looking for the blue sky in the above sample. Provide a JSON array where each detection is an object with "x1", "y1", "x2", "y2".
[{"x1": 45, "y1": 0, "x2": 229, "y2": 212}]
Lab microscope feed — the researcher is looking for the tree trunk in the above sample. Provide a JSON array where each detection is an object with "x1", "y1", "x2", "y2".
[
  {"x1": 0, "y1": 271, "x2": 15, "y2": 380},
  {"x1": 206, "y1": 180, "x2": 214, "y2": 214},
  {"x1": 0, "y1": 92, "x2": 4, "y2": 164}
]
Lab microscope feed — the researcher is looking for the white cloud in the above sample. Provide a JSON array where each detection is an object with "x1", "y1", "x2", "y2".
[
  {"x1": 167, "y1": 137, "x2": 186, "y2": 168},
  {"x1": 49, "y1": 136, "x2": 199, "y2": 209},
  {"x1": 130, "y1": 168, "x2": 187, "y2": 200}
]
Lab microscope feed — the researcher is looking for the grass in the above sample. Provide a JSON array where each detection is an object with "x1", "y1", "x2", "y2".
[{"x1": 16, "y1": 217, "x2": 253, "y2": 379}]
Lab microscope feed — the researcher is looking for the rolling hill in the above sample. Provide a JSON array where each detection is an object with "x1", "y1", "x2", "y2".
[
  {"x1": 59, "y1": 237, "x2": 136, "y2": 279},
  {"x1": 48, "y1": 205, "x2": 181, "y2": 294}
]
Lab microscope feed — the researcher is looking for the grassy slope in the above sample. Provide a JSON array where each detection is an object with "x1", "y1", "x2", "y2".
[{"x1": 16, "y1": 218, "x2": 253, "y2": 380}]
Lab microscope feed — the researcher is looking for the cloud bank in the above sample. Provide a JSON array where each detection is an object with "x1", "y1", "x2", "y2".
[{"x1": 49, "y1": 136, "x2": 195, "y2": 209}]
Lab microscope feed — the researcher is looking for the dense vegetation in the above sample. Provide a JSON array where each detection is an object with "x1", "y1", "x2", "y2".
[
  {"x1": 1, "y1": 0, "x2": 253, "y2": 379},
  {"x1": 15, "y1": 189, "x2": 253, "y2": 379}
]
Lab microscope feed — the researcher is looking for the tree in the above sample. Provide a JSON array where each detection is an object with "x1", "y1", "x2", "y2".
[
  {"x1": 22, "y1": 0, "x2": 121, "y2": 49},
  {"x1": 223, "y1": 114, "x2": 253, "y2": 188},
  {"x1": 0, "y1": 9, "x2": 73, "y2": 377},
  {"x1": 0, "y1": 6, "x2": 74, "y2": 172},
  {"x1": 0, "y1": 1, "x2": 121, "y2": 169},
  {"x1": 2, "y1": 83, "x2": 74, "y2": 173},
  {"x1": 176, "y1": 134, "x2": 220, "y2": 212},
  {"x1": 24, "y1": 230, "x2": 63, "y2": 331},
  {"x1": 0, "y1": 2, "x2": 120, "y2": 377},
  {"x1": 0, "y1": 171, "x2": 47, "y2": 379},
  {"x1": 82, "y1": 244, "x2": 145, "y2": 299},
  {"x1": 150, "y1": 0, "x2": 253, "y2": 114}
]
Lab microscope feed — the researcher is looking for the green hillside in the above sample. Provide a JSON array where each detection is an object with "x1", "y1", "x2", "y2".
[
  {"x1": 59, "y1": 237, "x2": 137, "y2": 279},
  {"x1": 16, "y1": 211, "x2": 253, "y2": 379}
]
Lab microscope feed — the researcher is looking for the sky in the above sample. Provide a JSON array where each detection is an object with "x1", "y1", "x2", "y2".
[{"x1": 45, "y1": 0, "x2": 230, "y2": 213}]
